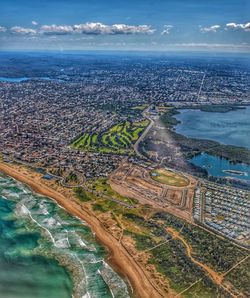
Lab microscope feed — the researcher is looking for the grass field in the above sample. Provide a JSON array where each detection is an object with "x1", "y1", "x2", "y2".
[
  {"x1": 150, "y1": 168, "x2": 189, "y2": 187},
  {"x1": 87, "y1": 177, "x2": 138, "y2": 206},
  {"x1": 131, "y1": 104, "x2": 149, "y2": 110},
  {"x1": 72, "y1": 120, "x2": 149, "y2": 154}
]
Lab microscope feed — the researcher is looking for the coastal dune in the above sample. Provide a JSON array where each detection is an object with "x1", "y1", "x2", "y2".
[{"x1": 0, "y1": 162, "x2": 163, "y2": 298}]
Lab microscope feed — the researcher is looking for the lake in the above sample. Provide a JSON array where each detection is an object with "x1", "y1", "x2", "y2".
[
  {"x1": 190, "y1": 152, "x2": 250, "y2": 181},
  {"x1": 175, "y1": 106, "x2": 250, "y2": 149},
  {"x1": 175, "y1": 106, "x2": 250, "y2": 181}
]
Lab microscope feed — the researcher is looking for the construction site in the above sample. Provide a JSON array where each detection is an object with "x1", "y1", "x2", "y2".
[{"x1": 109, "y1": 162, "x2": 197, "y2": 222}]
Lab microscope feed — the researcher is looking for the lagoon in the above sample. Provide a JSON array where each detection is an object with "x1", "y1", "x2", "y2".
[
  {"x1": 175, "y1": 106, "x2": 250, "y2": 149},
  {"x1": 190, "y1": 153, "x2": 250, "y2": 181}
]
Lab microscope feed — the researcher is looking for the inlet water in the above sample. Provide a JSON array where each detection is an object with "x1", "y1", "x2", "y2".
[
  {"x1": 190, "y1": 152, "x2": 250, "y2": 181},
  {"x1": 175, "y1": 106, "x2": 250, "y2": 149}
]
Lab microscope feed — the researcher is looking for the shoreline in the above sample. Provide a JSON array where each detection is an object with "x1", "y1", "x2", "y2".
[{"x1": 0, "y1": 161, "x2": 163, "y2": 298}]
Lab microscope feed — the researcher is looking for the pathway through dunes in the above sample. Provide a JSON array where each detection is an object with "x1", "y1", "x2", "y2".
[
  {"x1": 166, "y1": 227, "x2": 223, "y2": 285},
  {"x1": 166, "y1": 227, "x2": 247, "y2": 298}
]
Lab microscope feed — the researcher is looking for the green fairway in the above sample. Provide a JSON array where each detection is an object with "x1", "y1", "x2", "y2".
[{"x1": 71, "y1": 119, "x2": 149, "y2": 154}]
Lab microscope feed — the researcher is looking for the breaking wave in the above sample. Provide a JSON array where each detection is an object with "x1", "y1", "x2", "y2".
[{"x1": 0, "y1": 172, "x2": 130, "y2": 298}]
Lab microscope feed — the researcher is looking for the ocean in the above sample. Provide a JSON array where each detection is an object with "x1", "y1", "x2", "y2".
[{"x1": 0, "y1": 172, "x2": 130, "y2": 298}]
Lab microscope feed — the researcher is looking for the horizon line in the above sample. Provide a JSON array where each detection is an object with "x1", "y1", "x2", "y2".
[{"x1": 0, "y1": 48, "x2": 250, "y2": 55}]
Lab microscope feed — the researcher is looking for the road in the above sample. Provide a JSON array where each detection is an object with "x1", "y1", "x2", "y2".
[
  {"x1": 134, "y1": 104, "x2": 155, "y2": 159},
  {"x1": 5, "y1": 155, "x2": 135, "y2": 209}
]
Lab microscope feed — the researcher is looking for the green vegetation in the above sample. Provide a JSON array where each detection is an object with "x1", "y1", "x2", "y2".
[
  {"x1": 148, "y1": 240, "x2": 210, "y2": 292},
  {"x1": 65, "y1": 171, "x2": 78, "y2": 184},
  {"x1": 131, "y1": 226, "x2": 221, "y2": 295},
  {"x1": 74, "y1": 176, "x2": 248, "y2": 297},
  {"x1": 92, "y1": 203, "x2": 106, "y2": 212},
  {"x1": 151, "y1": 212, "x2": 247, "y2": 271},
  {"x1": 131, "y1": 104, "x2": 149, "y2": 110},
  {"x1": 159, "y1": 108, "x2": 180, "y2": 127},
  {"x1": 179, "y1": 224, "x2": 247, "y2": 272},
  {"x1": 122, "y1": 210, "x2": 247, "y2": 296},
  {"x1": 74, "y1": 187, "x2": 92, "y2": 202},
  {"x1": 150, "y1": 168, "x2": 189, "y2": 187},
  {"x1": 72, "y1": 120, "x2": 149, "y2": 154},
  {"x1": 224, "y1": 256, "x2": 250, "y2": 296},
  {"x1": 92, "y1": 198, "x2": 123, "y2": 213},
  {"x1": 187, "y1": 104, "x2": 246, "y2": 113},
  {"x1": 207, "y1": 144, "x2": 250, "y2": 165},
  {"x1": 134, "y1": 119, "x2": 149, "y2": 126},
  {"x1": 182, "y1": 279, "x2": 223, "y2": 298},
  {"x1": 87, "y1": 178, "x2": 138, "y2": 206}
]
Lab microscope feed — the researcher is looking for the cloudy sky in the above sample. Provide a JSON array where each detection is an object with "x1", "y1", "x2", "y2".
[{"x1": 0, "y1": 0, "x2": 249, "y2": 52}]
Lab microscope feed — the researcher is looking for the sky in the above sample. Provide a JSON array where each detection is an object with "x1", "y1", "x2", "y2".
[{"x1": 0, "y1": 0, "x2": 249, "y2": 52}]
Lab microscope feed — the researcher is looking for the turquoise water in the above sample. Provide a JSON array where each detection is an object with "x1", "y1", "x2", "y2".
[
  {"x1": 190, "y1": 153, "x2": 250, "y2": 181},
  {"x1": 0, "y1": 173, "x2": 130, "y2": 298},
  {"x1": 0, "y1": 77, "x2": 30, "y2": 82},
  {"x1": 175, "y1": 106, "x2": 250, "y2": 149},
  {"x1": 0, "y1": 77, "x2": 52, "y2": 82}
]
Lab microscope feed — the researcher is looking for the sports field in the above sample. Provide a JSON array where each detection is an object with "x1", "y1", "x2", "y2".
[
  {"x1": 72, "y1": 120, "x2": 149, "y2": 154},
  {"x1": 150, "y1": 168, "x2": 189, "y2": 187}
]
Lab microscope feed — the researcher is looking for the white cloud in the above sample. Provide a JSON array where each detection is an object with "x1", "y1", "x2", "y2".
[
  {"x1": 40, "y1": 25, "x2": 74, "y2": 35},
  {"x1": 107, "y1": 23, "x2": 155, "y2": 34},
  {"x1": 200, "y1": 25, "x2": 220, "y2": 33},
  {"x1": 0, "y1": 22, "x2": 155, "y2": 36},
  {"x1": 226, "y1": 22, "x2": 250, "y2": 32},
  {"x1": 40, "y1": 22, "x2": 155, "y2": 35},
  {"x1": 10, "y1": 26, "x2": 37, "y2": 34},
  {"x1": 161, "y1": 25, "x2": 173, "y2": 35},
  {"x1": 73, "y1": 22, "x2": 155, "y2": 35}
]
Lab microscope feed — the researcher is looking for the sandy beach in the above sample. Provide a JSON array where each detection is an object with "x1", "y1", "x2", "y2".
[{"x1": 0, "y1": 161, "x2": 164, "y2": 298}]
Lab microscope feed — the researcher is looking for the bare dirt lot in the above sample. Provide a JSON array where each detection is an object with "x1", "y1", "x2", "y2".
[{"x1": 109, "y1": 162, "x2": 197, "y2": 222}]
